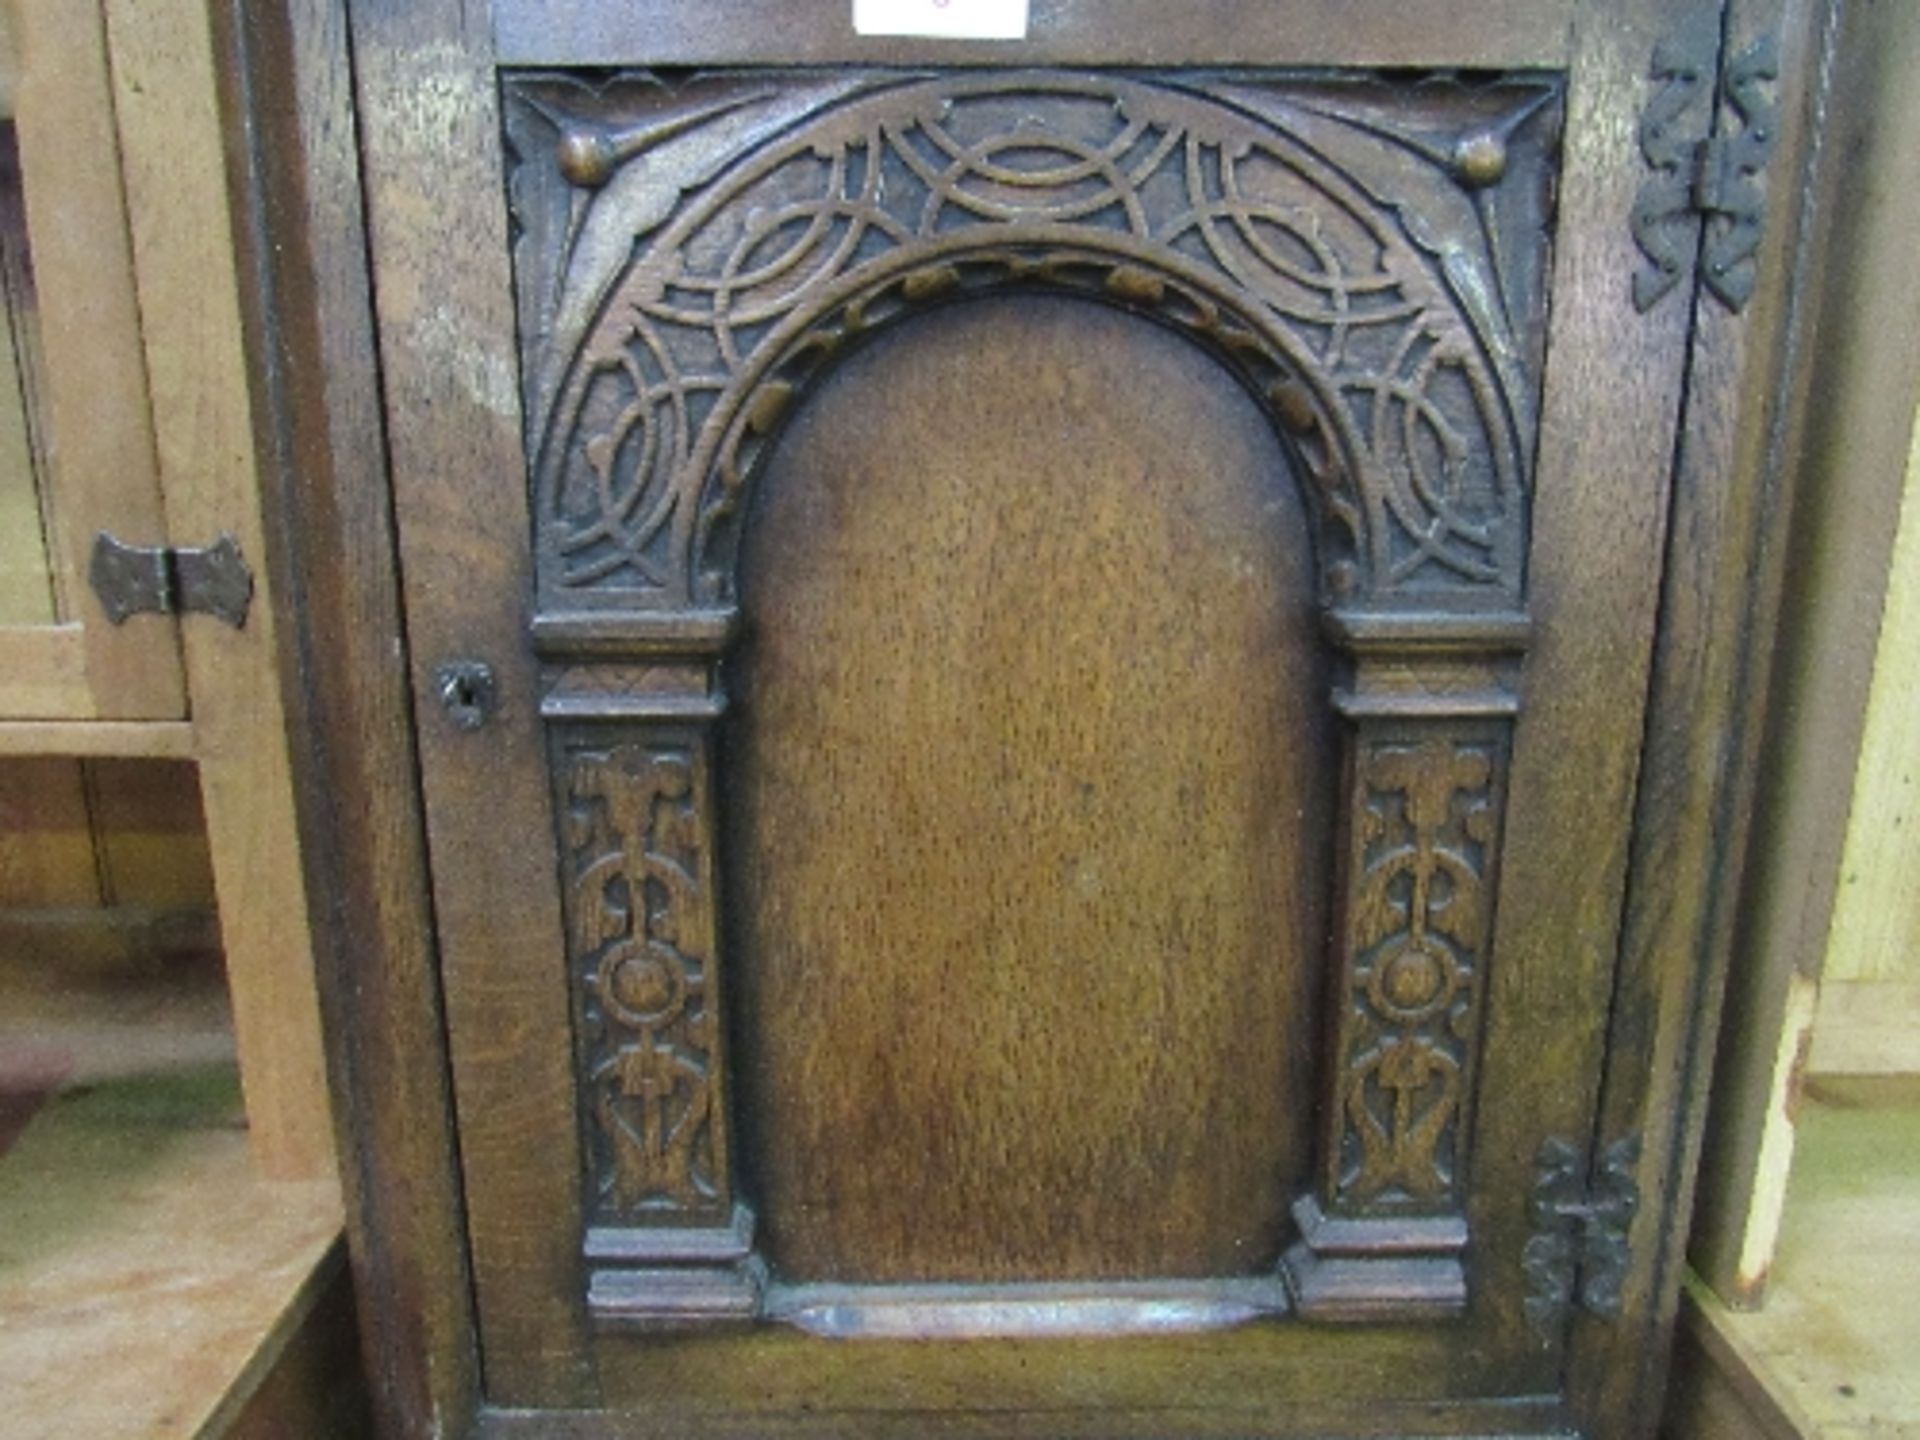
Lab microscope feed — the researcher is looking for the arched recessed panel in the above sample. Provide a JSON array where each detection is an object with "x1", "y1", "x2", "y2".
[{"x1": 727, "y1": 295, "x2": 1333, "y2": 1284}]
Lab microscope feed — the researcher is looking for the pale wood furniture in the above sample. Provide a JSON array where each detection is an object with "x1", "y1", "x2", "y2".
[
  {"x1": 0, "y1": 0, "x2": 330, "y2": 1179},
  {"x1": 1811, "y1": 408, "x2": 1920, "y2": 1077},
  {"x1": 0, "y1": 945, "x2": 361, "y2": 1438},
  {"x1": 1667, "y1": 1079, "x2": 1920, "y2": 1439},
  {"x1": 1661, "y1": 16, "x2": 1920, "y2": 1433},
  {"x1": 0, "y1": 0, "x2": 183, "y2": 723},
  {"x1": 0, "y1": 756, "x2": 217, "y2": 966}
]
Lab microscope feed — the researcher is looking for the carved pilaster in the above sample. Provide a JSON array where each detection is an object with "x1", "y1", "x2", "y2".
[
  {"x1": 545, "y1": 622, "x2": 763, "y2": 1328},
  {"x1": 1285, "y1": 612, "x2": 1522, "y2": 1320}
]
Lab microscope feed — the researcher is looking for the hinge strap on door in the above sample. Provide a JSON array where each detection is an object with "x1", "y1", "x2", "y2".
[
  {"x1": 1632, "y1": 15, "x2": 1780, "y2": 314},
  {"x1": 1521, "y1": 1132, "x2": 1642, "y2": 1341},
  {"x1": 89, "y1": 531, "x2": 253, "y2": 628}
]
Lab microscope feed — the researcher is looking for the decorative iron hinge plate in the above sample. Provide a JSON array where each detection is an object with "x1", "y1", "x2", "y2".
[
  {"x1": 1632, "y1": 17, "x2": 1780, "y2": 315},
  {"x1": 89, "y1": 531, "x2": 254, "y2": 629},
  {"x1": 1522, "y1": 1132, "x2": 1642, "y2": 1341}
]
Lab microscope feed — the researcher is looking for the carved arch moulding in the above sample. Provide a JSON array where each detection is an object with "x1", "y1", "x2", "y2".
[
  {"x1": 505, "y1": 69, "x2": 1561, "y2": 1333},
  {"x1": 510, "y1": 69, "x2": 1559, "y2": 617}
]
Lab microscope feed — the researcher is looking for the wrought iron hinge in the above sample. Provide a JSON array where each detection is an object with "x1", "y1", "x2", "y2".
[
  {"x1": 1632, "y1": 17, "x2": 1780, "y2": 315},
  {"x1": 89, "y1": 531, "x2": 253, "y2": 629},
  {"x1": 1521, "y1": 1132, "x2": 1642, "y2": 1341}
]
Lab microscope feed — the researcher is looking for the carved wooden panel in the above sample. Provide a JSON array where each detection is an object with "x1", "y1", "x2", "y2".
[
  {"x1": 322, "y1": 0, "x2": 1812, "y2": 1419},
  {"x1": 1332, "y1": 729, "x2": 1507, "y2": 1214},
  {"x1": 552, "y1": 724, "x2": 763, "y2": 1325},
  {"x1": 508, "y1": 66, "x2": 1559, "y2": 1335},
  {"x1": 559, "y1": 735, "x2": 731, "y2": 1225},
  {"x1": 506, "y1": 70, "x2": 1560, "y2": 614}
]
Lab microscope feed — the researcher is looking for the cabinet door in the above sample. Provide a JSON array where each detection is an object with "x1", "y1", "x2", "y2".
[
  {"x1": 0, "y1": 1, "x2": 184, "y2": 719},
  {"x1": 351, "y1": 1, "x2": 1713, "y2": 1433}
]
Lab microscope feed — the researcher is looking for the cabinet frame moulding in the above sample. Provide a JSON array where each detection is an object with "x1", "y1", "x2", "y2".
[
  {"x1": 1686, "y1": 0, "x2": 1920, "y2": 1310},
  {"x1": 539, "y1": 601, "x2": 1530, "y2": 1332}
]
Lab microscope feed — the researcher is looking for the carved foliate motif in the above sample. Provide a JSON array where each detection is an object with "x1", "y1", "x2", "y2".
[
  {"x1": 506, "y1": 71, "x2": 1557, "y2": 611},
  {"x1": 1334, "y1": 732, "x2": 1505, "y2": 1210},
  {"x1": 509, "y1": 67, "x2": 1554, "y2": 1327},
  {"x1": 560, "y1": 737, "x2": 731, "y2": 1223}
]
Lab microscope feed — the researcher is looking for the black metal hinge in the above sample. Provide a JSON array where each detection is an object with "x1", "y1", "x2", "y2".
[
  {"x1": 1632, "y1": 16, "x2": 1780, "y2": 315},
  {"x1": 89, "y1": 531, "x2": 254, "y2": 629},
  {"x1": 1522, "y1": 1131, "x2": 1642, "y2": 1341}
]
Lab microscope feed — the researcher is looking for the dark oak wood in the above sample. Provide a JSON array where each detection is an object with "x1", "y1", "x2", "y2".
[
  {"x1": 208, "y1": 0, "x2": 480, "y2": 1432},
  {"x1": 1569, "y1": 2, "x2": 1841, "y2": 1436},
  {"x1": 477, "y1": 1399, "x2": 1573, "y2": 1440},
  {"x1": 218, "y1": 1241, "x2": 375, "y2": 1440},
  {"x1": 1438, "y1": 0, "x2": 1724, "y2": 1372},
  {"x1": 224, "y1": 0, "x2": 1849, "y2": 1435},
  {"x1": 731, "y1": 294, "x2": 1328, "y2": 1287},
  {"x1": 492, "y1": 0, "x2": 1575, "y2": 68},
  {"x1": 346, "y1": 0, "x2": 594, "y2": 1405}
]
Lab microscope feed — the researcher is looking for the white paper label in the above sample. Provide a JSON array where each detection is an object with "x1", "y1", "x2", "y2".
[{"x1": 853, "y1": 0, "x2": 1029, "y2": 40}]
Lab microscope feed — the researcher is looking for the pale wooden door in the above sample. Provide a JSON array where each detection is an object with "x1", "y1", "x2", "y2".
[{"x1": 0, "y1": 1, "x2": 184, "y2": 720}]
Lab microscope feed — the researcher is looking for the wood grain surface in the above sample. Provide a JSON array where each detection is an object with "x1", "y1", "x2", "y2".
[
  {"x1": 1582, "y1": 0, "x2": 1844, "y2": 1431},
  {"x1": 1689, "y1": 0, "x2": 1919, "y2": 1303},
  {"x1": 0, "y1": 756, "x2": 97, "y2": 906},
  {"x1": 105, "y1": 0, "x2": 333, "y2": 1181},
  {"x1": 209, "y1": 0, "x2": 484, "y2": 1426},
  {"x1": 0, "y1": 721, "x2": 195, "y2": 758},
  {"x1": 731, "y1": 295, "x2": 1329, "y2": 1284},
  {"x1": 344, "y1": 0, "x2": 591, "y2": 1404},
  {"x1": 1669, "y1": 1079, "x2": 1920, "y2": 1438},
  {"x1": 3, "y1": 0, "x2": 184, "y2": 719},
  {"x1": 492, "y1": 0, "x2": 1575, "y2": 68},
  {"x1": 1819, "y1": 405, "x2": 1920, "y2": 1013}
]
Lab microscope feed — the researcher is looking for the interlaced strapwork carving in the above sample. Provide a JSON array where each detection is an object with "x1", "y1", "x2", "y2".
[{"x1": 515, "y1": 72, "x2": 1548, "y2": 610}]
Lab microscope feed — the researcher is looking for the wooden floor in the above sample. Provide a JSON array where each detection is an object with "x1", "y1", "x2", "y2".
[
  {"x1": 0, "y1": 936, "x2": 348, "y2": 1438},
  {"x1": 1668, "y1": 1075, "x2": 1920, "y2": 1439},
  {"x1": 4, "y1": 925, "x2": 1907, "y2": 1438}
]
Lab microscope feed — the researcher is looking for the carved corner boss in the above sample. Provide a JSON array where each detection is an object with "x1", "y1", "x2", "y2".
[{"x1": 508, "y1": 69, "x2": 1556, "y2": 1332}]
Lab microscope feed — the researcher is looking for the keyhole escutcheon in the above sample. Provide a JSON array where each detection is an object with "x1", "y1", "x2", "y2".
[{"x1": 436, "y1": 660, "x2": 497, "y2": 731}]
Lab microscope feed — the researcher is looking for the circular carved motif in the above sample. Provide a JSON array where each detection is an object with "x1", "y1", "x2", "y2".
[
  {"x1": 598, "y1": 939, "x2": 689, "y2": 1029},
  {"x1": 1365, "y1": 934, "x2": 1462, "y2": 1026}
]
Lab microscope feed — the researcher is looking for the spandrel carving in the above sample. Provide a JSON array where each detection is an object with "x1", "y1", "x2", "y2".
[{"x1": 505, "y1": 70, "x2": 1559, "y2": 613}]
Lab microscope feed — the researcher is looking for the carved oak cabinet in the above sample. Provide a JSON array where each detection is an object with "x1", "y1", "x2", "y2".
[{"x1": 222, "y1": 0, "x2": 1832, "y2": 1435}]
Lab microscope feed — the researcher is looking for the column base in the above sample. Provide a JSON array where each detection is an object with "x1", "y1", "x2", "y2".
[
  {"x1": 586, "y1": 1202, "x2": 765, "y2": 1331},
  {"x1": 1280, "y1": 1194, "x2": 1468, "y2": 1321}
]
